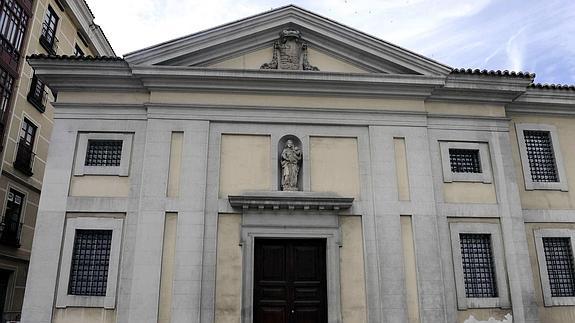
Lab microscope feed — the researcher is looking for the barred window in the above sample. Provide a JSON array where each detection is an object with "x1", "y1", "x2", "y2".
[
  {"x1": 449, "y1": 149, "x2": 482, "y2": 173},
  {"x1": 85, "y1": 140, "x2": 123, "y2": 167},
  {"x1": 523, "y1": 130, "x2": 558, "y2": 183},
  {"x1": 543, "y1": 237, "x2": 575, "y2": 297},
  {"x1": 460, "y1": 233, "x2": 498, "y2": 298},
  {"x1": 68, "y1": 230, "x2": 112, "y2": 296}
]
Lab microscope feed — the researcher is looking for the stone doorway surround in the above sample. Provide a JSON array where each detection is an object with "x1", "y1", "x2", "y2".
[{"x1": 230, "y1": 191, "x2": 354, "y2": 323}]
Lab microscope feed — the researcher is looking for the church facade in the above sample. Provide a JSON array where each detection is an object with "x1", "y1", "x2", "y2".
[{"x1": 20, "y1": 5, "x2": 575, "y2": 323}]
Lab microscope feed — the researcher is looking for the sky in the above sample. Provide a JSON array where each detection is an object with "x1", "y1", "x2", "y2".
[{"x1": 84, "y1": 0, "x2": 575, "y2": 85}]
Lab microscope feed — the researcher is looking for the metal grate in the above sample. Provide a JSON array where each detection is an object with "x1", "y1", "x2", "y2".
[
  {"x1": 543, "y1": 237, "x2": 575, "y2": 297},
  {"x1": 449, "y1": 149, "x2": 482, "y2": 173},
  {"x1": 85, "y1": 140, "x2": 122, "y2": 167},
  {"x1": 460, "y1": 233, "x2": 498, "y2": 298},
  {"x1": 523, "y1": 130, "x2": 558, "y2": 182},
  {"x1": 68, "y1": 230, "x2": 112, "y2": 296}
]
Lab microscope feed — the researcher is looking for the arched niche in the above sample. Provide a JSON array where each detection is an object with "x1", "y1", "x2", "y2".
[{"x1": 278, "y1": 135, "x2": 303, "y2": 191}]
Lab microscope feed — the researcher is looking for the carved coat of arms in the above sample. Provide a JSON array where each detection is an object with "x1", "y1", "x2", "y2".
[{"x1": 261, "y1": 28, "x2": 319, "y2": 71}]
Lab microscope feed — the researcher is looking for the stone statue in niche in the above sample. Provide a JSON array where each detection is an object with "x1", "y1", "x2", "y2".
[
  {"x1": 281, "y1": 140, "x2": 302, "y2": 191},
  {"x1": 261, "y1": 28, "x2": 319, "y2": 71}
]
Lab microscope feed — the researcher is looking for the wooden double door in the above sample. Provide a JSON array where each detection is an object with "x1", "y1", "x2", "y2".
[{"x1": 254, "y1": 238, "x2": 328, "y2": 323}]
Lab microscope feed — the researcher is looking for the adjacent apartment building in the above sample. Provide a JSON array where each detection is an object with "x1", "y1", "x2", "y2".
[
  {"x1": 0, "y1": 0, "x2": 114, "y2": 321},
  {"x1": 21, "y1": 5, "x2": 575, "y2": 323}
]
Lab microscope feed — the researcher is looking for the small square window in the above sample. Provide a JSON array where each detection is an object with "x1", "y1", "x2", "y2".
[
  {"x1": 74, "y1": 133, "x2": 132, "y2": 176},
  {"x1": 516, "y1": 124, "x2": 568, "y2": 191},
  {"x1": 450, "y1": 149, "x2": 482, "y2": 174},
  {"x1": 440, "y1": 142, "x2": 492, "y2": 183},
  {"x1": 69, "y1": 229, "x2": 113, "y2": 296},
  {"x1": 459, "y1": 233, "x2": 498, "y2": 298},
  {"x1": 85, "y1": 140, "x2": 123, "y2": 167}
]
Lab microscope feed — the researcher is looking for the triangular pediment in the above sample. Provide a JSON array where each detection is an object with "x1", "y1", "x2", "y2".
[{"x1": 124, "y1": 5, "x2": 451, "y2": 75}]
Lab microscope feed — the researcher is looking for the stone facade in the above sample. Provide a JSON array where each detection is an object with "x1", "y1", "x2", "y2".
[
  {"x1": 20, "y1": 5, "x2": 575, "y2": 323},
  {"x1": 0, "y1": 0, "x2": 113, "y2": 321}
]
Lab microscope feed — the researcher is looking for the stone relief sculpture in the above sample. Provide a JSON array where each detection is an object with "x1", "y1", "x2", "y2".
[
  {"x1": 261, "y1": 28, "x2": 319, "y2": 71},
  {"x1": 281, "y1": 140, "x2": 302, "y2": 191}
]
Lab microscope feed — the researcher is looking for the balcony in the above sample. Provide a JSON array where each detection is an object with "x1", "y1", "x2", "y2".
[
  {"x1": 1, "y1": 311, "x2": 20, "y2": 322},
  {"x1": 39, "y1": 23, "x2": 58, "y2": 55},
  {"x1": 0, "y1": 35, "x2": 20, "y2": 76},
  {"x1": 27, "y1": 77, "x2": 48, "y2": 113},
  {"x1": 1, "y1": 311, "x2": 20, "y2": 323},
  {"x1": 0, "y1": 217, "x2": 22, "y2": 248},
  {"x1": 13, "y1": 140, "x2": 34, "y2": 176}
]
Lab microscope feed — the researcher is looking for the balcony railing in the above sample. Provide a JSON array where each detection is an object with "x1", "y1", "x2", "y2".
[
  {"x1": 13, "y1": 140, "x2": 34, "y2": 176},
  {"x1": 27, "y1": 77, "x2": 48, "y2": 113},
  {"x1": 0, "y1": 216, "x2": 22, "y2": 248},
  {"x1": 0, "y1": 35, "x2": 20, "y2": 75},
  {"x1": 39, "y1": 23, "x2": 58, "y2": 55},
  {"x1": 1, "y1": 311, "x2": 20, "y2": 323}
]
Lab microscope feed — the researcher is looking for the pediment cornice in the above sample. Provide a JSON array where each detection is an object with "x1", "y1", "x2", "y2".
[{"x1": 123, "y1": 5, "x2": 452, "y2": 76}]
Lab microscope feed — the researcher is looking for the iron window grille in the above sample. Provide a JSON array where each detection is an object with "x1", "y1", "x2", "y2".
[
  {"x1": 84, "y1": 140, "x2": 123, "y2": 167},
  {"x1": 459, "y1": 233, "x2": 498, "y2": 298},
  {"x1": 0, "y1": 0, "x2": 29, "y2": 71},
  {"x1": 523, "y1": 130, "x2": 558, "y2": 183},
  {"x1": 68, "y1": 229, "x2": 112, "y2": 296},
  {"x1": 449, "y1": 149, "x2": 482, "y2": 173},
  {"x1": 542, "y1": 237, "x2": 575, "y2": 297},
  {"x1": 39, "y1": 6, "x2": 58, "y2": 55},
  {"x1": 27, "y1": 74, "x2": 47, "y2": 112}
]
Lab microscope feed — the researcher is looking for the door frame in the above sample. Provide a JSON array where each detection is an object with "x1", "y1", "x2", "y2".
[{"x1": 241, "y1": 227, "x2": 342, "y2": 323}]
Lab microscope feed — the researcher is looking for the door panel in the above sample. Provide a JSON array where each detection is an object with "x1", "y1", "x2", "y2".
[{"x1": 254, "y1": 239, "x2": 327, "y2": 323}]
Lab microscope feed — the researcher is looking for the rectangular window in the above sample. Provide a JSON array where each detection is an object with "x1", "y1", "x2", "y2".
[
  {"x1": 68, "y1": 229, "x2": 113, "y2": 296},
  {"x1": 39, "y1": 5, "x2": 58, "y2": 54},
  {"x1": 449, "y1": 149, "x2": 482, "y2": 174},
  {"x1": 74, "y1": 44, "x2": 84, "y2": 56},
  {"x1": 542, "y1": 237, "x2": 575, "y2": 297},
  {"x1": 27, "y1": 73, "x2": 46, "y2": 112},
  {"x1": 0, "y1": 67, "x2": 13, "y2": 118},
  {"x1": 13, "y1": 118, "x2": 36, "y2": 175},
  {"x1": 85, "y1": 140, "x2": 123, "y2": 167},
  {"x1": 0, "y1": 0, "x2": 29, "y2": 66},
  {"x1": 524, "y1": 130, "x2": 558, "y2": 183},
  {"x1": 459, "y1": 233, "x2": 498, "y2": 298},
  {"x1": 0, "y1": 188, "x2": 23, "y2": 246}
]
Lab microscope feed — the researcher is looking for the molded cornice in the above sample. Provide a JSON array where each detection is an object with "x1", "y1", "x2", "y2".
[{"x1": 124, "y1": 5, "x2": 452, "y2": 76}]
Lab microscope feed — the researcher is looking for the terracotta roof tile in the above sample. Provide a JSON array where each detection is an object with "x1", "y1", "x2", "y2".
[
  {"x1": 451, "y1": 68, "x2": 534, "y2": 79},
  {"x1": 27, "y1": 54, "x2": 122, "y2": 61},
  {"x1": 528, "y1": 83, "x2": 575, "y2": 91}
]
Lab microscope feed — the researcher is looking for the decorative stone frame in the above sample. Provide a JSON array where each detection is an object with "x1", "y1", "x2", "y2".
[
  {"x1": 240, "y1": 225, "x2": 342, "y2": 323},
  {"x1": 515, "y1": 123, "x2": 568, "y2": 191},
  {"x1": 449, "y1": 223, "x2": 510, "y2": 309},
  {"x1": 73, "y1": 133, "x2": 133, "y2": 176},
  {"x1": 439, "y1": 141, "x2": 492, "y2": 183},
  {"x1": 55, "y1": 216, "x2": 123, "y2": 309},
  {"x1": 534, "y1": 229, "x2": 575, "y2": 306}
]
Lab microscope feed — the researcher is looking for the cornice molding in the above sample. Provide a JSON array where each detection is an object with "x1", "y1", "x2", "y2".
[
  {"x1": 63, "y1": 0, "x2": 115, "y2": 56},
  {"x1": 228, "y1": 191, "x2": 354, "y2": 211},
  {"x1": 124, "y1": 5, "x2": 451, "y2": 76}
]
